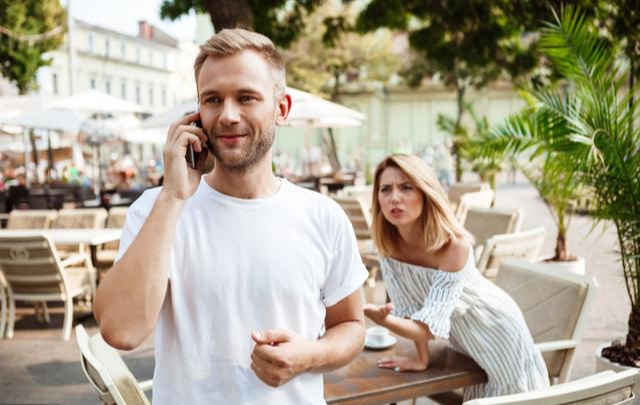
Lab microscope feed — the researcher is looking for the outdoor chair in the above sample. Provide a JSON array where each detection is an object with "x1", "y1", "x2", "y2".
[
  {"x1": 463, "y1": 207, "x2": 523, "y2": 259},
  {"x1": 448, "y1": 183, "x2": 489, "y2": 211},
  {"x1": 0, "y1": 272, "x2": 7, "y2": 338},
  {"x1": 430, "y1": 258, "x2": 598, "y2": 405},
  {"x1": 476, "y1": 227, "x2": 546, "y2": 281},
  {"x1": 96, "y1": 207, "x2": 128, "y2": 274},
  {"x1": 51, "y1": 208, "x2": 108, "y2": 258},
  {"x1": 455, "y1": 190, "x2": 495, "y2": 224},
  {"x1": 496, "y1": 258, "x2": 598, "y2": 385},
  {"x1": 76, "y1": 325, "x2": 152, "y2": 405},
  {"x1": 463, "y1": 369, "x2": 638, "y2": 405},
  {"x1": 340, "y1": 185, "x2": 373, "y2": 206},
  {"x1": 6, "y1": 209, "x2": 58, "y2": 229},
  {"x1": 0, "y1": 234, "x2": 96, "y2": 340},
  {"x1": 333, "y1": 196, "x2": 377, "y2": 286}
]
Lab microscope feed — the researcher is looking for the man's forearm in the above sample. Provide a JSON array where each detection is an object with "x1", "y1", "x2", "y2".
[
  {"x1": 308, "y1": 319, "x2": 365, "y2": 373},
  {"x1": 94, "y1": 192, "x2": 185, "y2": 349}
]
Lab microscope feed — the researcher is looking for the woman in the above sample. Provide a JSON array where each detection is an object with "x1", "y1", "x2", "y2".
[{"x1": 364, "y1": 154, "x2": 549, "y2": 400}]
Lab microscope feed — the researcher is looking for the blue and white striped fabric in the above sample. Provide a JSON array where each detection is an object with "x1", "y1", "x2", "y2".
[{"x1": 380, "y1": 244, "x2": 549, "y2": 400}]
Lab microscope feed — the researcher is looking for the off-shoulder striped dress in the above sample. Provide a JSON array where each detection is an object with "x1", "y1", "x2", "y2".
[{"x1": 380, "y1": 244, "x2": 549, "y2": 400}]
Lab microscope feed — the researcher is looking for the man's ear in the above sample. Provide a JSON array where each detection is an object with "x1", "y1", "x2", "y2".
[{"x1": 275, "y1": 93, "x2": 292, "y2": 126}]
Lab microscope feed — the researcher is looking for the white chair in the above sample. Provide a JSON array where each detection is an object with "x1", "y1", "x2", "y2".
[
  {"x1": 0, "y1": 234, "x2": 96, "y2": 340},
  {"x1": 496, "y1": 258, "x2": 599, "y2": 384},
  {"x1": 463, "y1": 207, "x2": 523, "y2": 258},
  {"x1": 448, "y1": 182, "x2": 490, "y2": 208},
  {"x1": 52, "y1": 208, "x2": 108, "y2": 258},
  {"x1": 455, "y1": 190, "x2": 495, "y2": 223},
  {"x1": 0, "y1": 272, "x2": 7, "y2": 338},
  {"x1": 96, "y1": 207, "x2": 128, "y2": 275},
  {"x1": 76, "y1": 325, "x2": 152, "y2": 405},
  {"x1": 463, "y1": 369, "x2": 639, "y2": 405},
  {"x1": 333, "y1": 196, "x2": 374, "y2": 253},
  {"x1": 430, "y1": 258, "x2": 600, "y2": 405},
  {"x1": 6, "y1": 209, "x2": 58, "y2": 229},
  {"x1": 476, "y1": 227, "x2": 546, "y2": 281}
]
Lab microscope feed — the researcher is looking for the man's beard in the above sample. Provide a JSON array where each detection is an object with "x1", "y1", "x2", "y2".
[{"x1": 208, "y1": 122, "x2": 275, "y2": 174}]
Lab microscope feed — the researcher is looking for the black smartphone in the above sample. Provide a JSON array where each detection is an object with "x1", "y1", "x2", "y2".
[{"x1": 186, "y1": 118, "x2": 203, "y2": 169}]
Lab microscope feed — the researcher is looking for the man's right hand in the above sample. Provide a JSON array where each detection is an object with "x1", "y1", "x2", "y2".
[{"x1": 161, "y1": 111, "x2": 210, "y2": 202}]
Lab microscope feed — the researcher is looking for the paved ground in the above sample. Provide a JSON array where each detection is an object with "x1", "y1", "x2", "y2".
[{"x1": 0, "y1": 174, "x2": 630, "y2": 405}]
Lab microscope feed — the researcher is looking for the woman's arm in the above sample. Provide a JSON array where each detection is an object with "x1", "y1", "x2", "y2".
[{"x1": 363, "y1": 303, "x2": 434, "y2": 342}]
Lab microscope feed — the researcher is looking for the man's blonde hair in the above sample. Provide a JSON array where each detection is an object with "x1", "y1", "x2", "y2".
[
  {"x1": 193, "y1": 28, "x2": 286, "y2": 96},
  {"x1": 371, "y1": 154, "x2": 472, "y2": 257}
]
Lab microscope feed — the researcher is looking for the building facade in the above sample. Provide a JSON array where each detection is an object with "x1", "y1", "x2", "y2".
[{"x1": 36, "y1": 19, "x2": 198, "y2": 114}]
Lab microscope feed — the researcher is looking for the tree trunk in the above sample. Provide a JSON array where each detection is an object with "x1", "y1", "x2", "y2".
[
  {"x1": 453, "y1": 85, "x2": 466, "y2": 183},
  {"x1": 202, "y1": 0, "x2": 254, "y2": 31},
  {"x1": 625, "y1": 304, "x2": 640, "y2": 367},
  {"x1": 555, "y1": 232, "x2": 568, "y2": 261}
]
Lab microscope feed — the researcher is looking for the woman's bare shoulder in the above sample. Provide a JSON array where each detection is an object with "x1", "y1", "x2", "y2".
[{"x1": 438, "y1": 237, "x2": 470, "y2": 273}]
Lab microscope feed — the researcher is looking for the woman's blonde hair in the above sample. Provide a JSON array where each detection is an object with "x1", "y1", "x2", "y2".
[
  {"x1": 371, "y1": 154, "x2": 471, "y2": 257},
  {"x1": 193, "y1": 28, "x2": 286, "y2": 96}
]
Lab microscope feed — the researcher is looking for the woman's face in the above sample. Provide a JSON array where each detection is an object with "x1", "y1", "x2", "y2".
[{"x1": 378, "y1": 167, "x2": 425, "y2": 229}]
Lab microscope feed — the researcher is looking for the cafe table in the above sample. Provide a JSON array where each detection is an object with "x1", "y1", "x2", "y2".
[
  {"x1": 0, "y1": 228, "x2": 122, "y2": 267},
  {"x1": 324, "y1": 336, "x2": 487, "y2": 405}
]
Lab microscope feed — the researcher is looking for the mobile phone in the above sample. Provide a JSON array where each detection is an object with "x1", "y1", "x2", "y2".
[{"x1": 186, "y1": 118, "x2": 203, "y2": 169}]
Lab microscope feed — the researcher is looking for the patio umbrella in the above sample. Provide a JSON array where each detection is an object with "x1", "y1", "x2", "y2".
[
  {"x1": 51, "y1": 89, "x2": 148, "y2": 114},
  {"x1": 1, "y1": 109, "x2": 88, "y2": 185}
]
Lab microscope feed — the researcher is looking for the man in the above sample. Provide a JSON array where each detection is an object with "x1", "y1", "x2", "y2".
[{"x1": 93, "y1": 28, "x2": 368, "y2": 404}]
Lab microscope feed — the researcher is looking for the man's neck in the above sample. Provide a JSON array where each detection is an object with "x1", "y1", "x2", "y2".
[{"x1": 204, "y1": 158, "x2": 281, "y2": 199}]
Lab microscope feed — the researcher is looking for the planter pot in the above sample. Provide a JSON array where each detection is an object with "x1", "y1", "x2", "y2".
[
  {"x1": 595, "y1": 342, "x2": 634, "y2": 373},
  {"x1": 539, "y1": 256, "x2": 586, "y2": 275}
]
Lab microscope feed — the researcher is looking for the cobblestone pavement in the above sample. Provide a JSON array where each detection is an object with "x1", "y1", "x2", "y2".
[{"x1": 0, "y1": 175, "x2": 629, "y2": 405}]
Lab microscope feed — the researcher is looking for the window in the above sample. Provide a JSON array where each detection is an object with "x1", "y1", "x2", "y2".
[
  {"x1": 149, "y1": 85, "x2": 154, "y2": 105},
  {"x1": 136, "y1": 47, "x2": 140, "y2": 63},
  {"x1": 90, "y1": 77, "x2": 96, "y2": 89},
  {"x1": 135, "y1": 83, "x2": 141, "y2": 104},
  {"x1": 87, "y1": 34, "x2": 94, "y2": 53},
  {"x1": 162, "y1": 53, "x2": 167, "y2": 69},
  {"x1": 162, "y1": 87, "x2": 166, "y2": 106},
  {"x1": 52, "y1": 73, "x2": 58, "y2": 95},
  {"x1": 121, "y1": 81, "x2": 127, "y2": 99},
  {"x1": 121, "y1": 42, "x2": 126, "y2": 60},
  {"x1": 105, "y1": 38, "x2": 110, "y2": 57},
  {"x1": 149, "y1": 50, "x2": 154, "y2": 66},
  {"x1": 105, "y1": 79, "x2": 111, "y2": 94}
]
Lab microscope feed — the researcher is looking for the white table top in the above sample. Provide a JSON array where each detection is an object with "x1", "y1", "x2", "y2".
[{"x1": 0, "y1": 228, "x2": 122, "y2": 246}]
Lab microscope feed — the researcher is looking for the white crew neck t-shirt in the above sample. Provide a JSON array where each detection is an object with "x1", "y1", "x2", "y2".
[{"x1": 116, "y1": 178, "x2": 368, "y2": 405}]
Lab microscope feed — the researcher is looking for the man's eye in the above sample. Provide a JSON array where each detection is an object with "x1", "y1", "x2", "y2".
[
  {"x1": 239, "y1": 95, "x2": 255, "y2": 102},
  {"x1": 205, "y1": 97, "x2": 220, "y2": 104}
]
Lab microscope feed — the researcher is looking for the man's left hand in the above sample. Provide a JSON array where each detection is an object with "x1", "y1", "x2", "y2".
[{"x1": 250, "y1": 329, "x2": 316, "y2": 387}]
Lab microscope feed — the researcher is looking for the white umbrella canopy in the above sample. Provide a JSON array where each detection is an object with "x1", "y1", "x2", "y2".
[
  {"x1": 1, "y1": 109, "x2": 87, "y2": 132},
  {"x1": 140, "y1": 87, "x2": 366, "y2": 130},
  {"x1": 51, "y1": 89, "x2": 148, "y2": 114},
  {"x1": 284, "y1": 91, "x2": 366, "y2": 128}
]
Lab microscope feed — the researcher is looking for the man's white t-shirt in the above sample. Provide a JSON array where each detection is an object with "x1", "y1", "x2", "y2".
[{"x1": 117, "y1": 177, "x2": 368, "y2": 404}]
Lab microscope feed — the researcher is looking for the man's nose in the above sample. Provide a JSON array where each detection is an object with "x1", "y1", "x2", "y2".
[{"x1": 219, "y1": 100, "x2": 241, "y2": 126}]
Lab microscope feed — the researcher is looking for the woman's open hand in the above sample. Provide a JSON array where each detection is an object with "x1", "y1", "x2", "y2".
[{"x1": 363, "y1": 303, "x2": 394, "y2": 325}]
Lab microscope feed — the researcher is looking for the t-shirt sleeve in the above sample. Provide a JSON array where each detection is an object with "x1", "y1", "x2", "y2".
[
  {"x1": 320, "y1": 205, "x2": 369, "y2": 307},
  {"x1": 115, "y1": 189, "x2": 159, "y2": 263}
]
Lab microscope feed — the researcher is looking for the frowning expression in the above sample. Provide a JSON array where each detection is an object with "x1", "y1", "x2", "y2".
[{"x1": 378, "y1": 167, "x2": 425, "y2": 228}]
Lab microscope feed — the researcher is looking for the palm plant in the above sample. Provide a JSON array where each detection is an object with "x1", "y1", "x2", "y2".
[{"x1": 478, "y1": 6, "x2": 640, "y2": 365}]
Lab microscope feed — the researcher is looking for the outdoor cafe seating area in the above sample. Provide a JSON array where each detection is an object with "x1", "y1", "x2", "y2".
[{"x1": 1, "y1": 178, "x2": 636, "y2": 405}]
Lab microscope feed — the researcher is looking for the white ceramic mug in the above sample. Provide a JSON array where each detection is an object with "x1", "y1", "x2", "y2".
[{"x1": 367, "y1": 326, "x2": 390, "y2": 345}]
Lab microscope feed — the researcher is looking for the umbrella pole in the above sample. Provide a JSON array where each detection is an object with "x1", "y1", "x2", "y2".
[{"x1": 22, "y1": 128, "x2": 31, "y2": 188}]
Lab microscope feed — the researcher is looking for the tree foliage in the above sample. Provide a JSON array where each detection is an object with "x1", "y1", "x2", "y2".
[
  {"x1": 283, "y1": 2, "x2": 398, "y2": 99},
  {"x1": 160, "y1": 0, "x2": 324, "y2": 47},
  {"x1": 0, "y1": 0, "x2": 65, "y2": 94}
]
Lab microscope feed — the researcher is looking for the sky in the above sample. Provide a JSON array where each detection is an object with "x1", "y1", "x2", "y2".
[{"x1": 62, "y1": 0, "x2": 199, "y2": 41}]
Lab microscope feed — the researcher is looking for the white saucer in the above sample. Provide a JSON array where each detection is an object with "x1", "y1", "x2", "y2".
[{"x1": 364, "y1": 335, "x2": 397, "y2": 350}]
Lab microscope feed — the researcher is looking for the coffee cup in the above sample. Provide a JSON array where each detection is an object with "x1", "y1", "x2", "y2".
[{"x1": 366, "y1": 326, "x2": 390, "y2": 346}]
